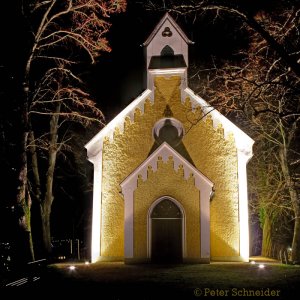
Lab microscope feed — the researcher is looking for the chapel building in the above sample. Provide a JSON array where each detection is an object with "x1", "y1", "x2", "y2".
[{"x1": 85, "y1": 13, "x2": 254, "y2": 264}]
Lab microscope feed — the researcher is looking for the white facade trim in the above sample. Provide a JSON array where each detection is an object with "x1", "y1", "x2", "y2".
[
  {"x1": 200, "y1": 187, "x2": 211, "y2": 259},
  {"x1": 123, "y1": 187, "x2": 134, "y2": 258},
  {"x1": 88, "y1": 151, "x2": 103, "y2": 263},
  {"x1": 85, "y1": 89, "x2": 152, "y2": 157},
  {"x1": 121, "y1": 142, "x2": 213, "y2": 189},
  {"x1": 237, "y1": 151, "x2": 251, "y2": 262},
  {"x1": 153, "y1": 117, "x2": 185, "y2": 139}
]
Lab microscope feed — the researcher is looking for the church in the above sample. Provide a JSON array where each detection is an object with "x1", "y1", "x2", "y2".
[{"x1": 85, "y1": 13, "x2": 254, "y2": 264}]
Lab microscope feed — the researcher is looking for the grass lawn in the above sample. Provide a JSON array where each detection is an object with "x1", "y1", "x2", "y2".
[{"x1": 35, "y1": 261, "x2": 300, "y2": 299}]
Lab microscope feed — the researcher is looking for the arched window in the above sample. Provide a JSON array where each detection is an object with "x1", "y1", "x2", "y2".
[
  {"x1": 160, "y1": 45, "x2": 174, "y2": 56},
  {"x1": 153, "y1": 117, "x2": 184, "y2": 147},
  {"x1": 151, "y1": 199, "x2": 182, "y2": 218}
]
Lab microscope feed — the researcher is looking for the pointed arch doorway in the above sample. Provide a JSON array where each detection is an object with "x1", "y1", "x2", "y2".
[{"x1": 149, "y1": 197, "x2": 184, "y2": 263}]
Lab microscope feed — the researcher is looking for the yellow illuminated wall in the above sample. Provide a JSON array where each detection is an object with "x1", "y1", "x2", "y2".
[{"x1": 101, "y1": 76, "x2": 239, "y2": 259}]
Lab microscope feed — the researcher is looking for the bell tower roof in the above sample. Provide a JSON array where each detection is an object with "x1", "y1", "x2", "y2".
[
  {"x1": 143, "y1": 12, "x2": 193, "y2": 47},
  {"x1": 143, "y1": 13, "x2": 193, "y2": 91}
]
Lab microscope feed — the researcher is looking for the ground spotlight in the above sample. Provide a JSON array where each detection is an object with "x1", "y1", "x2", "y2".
[
  {"x1": 258, "y1": 264, "x2": 265, "y2": 269},
  {"x1": 250, "y1": 261, "x2": 256, "y2": 265},
  {"x1": 69, "y1": 265, "x2": 76, "y2": 271}
]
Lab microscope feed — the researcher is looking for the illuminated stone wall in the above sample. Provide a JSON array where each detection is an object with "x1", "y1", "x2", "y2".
[
  {"x1": 101, "y1": 76, "x2": 239, "y2": 259},
  {"x1": 134, "y1": 157, "x2": 200, "y2": 259},
  {"x1": 183, "y1": 118, "x2": 239, "y2": 258}
]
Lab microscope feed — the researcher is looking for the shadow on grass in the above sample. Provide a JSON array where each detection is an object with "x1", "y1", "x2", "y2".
[{"x1": 5, "y1": 262, "x2": 300, "y2": 299}]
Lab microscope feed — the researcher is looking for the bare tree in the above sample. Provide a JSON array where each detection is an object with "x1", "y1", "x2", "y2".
[
  {"x1": 16, "y1": 0, "x2": 126, "y2": 259},
  {"x1": 143, "y1": 0, "x2": 300, "y2": 262},
  {"x1": 195, "y1": 7, "x2": 300, "y2": 262},
  {"x1": 249, "y1": 139, "x2": 294, "y2": 261},
  {"x1": 144, "y1": 0, "x2": 300, "y2": 76}
]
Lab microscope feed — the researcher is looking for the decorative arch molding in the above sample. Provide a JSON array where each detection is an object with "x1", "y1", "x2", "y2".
[
  {"x1": 120, "y1": 142, "x2": 213, "y2": 261},
  {"x1": 153, "y1": 117, "x2": 185, "y2": 139},
  {"x1": 147, "y1": 196, "x2": 186, "y2": 259}
]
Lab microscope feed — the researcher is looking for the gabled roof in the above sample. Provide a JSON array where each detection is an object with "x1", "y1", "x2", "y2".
[
  {"x1": 85, "y1": 86, "x2": 254, "y2": 160},
  {"x1": 120, "y1": 142, "x2": 213, "y2": 193},
  {"x1": 143, "y1": 12, "x2": 193, "y2": 46}
]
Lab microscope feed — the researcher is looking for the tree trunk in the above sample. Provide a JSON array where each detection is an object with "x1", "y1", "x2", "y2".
[
  {"x1": 14, "y1": 35, "x2": 37, "y2": 263},
  {"x1": 261, "y1": 212, "x2": 273, "y2": 258},
  {"x1": 41, "y1": 104, "x2": 61, "y2": 254},
  {"x1": 28, "y1": 130, "x2": 41, "y2": 202},
  {"x1": 279, "y1": 146, "x2": 300, "y2": 263},
  {"x1": 25, "y1": 191, "x2": 35, "y2": 261},
  {"x1": 15, "y1": 97, "x2": 35, "y2": 263},
  {"x1": 292, "y1": 214, "x2": 300, "y2": 263},
  {"x1": 41, "y1": 202, "x2": 52, "y2": 255}
]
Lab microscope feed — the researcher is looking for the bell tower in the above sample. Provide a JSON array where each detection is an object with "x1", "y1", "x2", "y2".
[{"x1": 143, "y1": 13, "x2": 193, "y2": 95}]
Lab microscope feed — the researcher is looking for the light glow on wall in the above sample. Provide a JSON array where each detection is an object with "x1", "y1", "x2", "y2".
[
  {"x1": 185, "y1": 86, "x2": 253, "y2": 262},
  {"x1": 149, "y1": 68, "x2": 186, "y2": 75},
  {"x1": 238, "y1": 152, "x2": 250, "y2": 262},
  {"x1": 90, "y1": 151, "x2": 103, "y2": 263},
  {"x1": 184, "y1": 88, "x2": 254, "y2": 155}
]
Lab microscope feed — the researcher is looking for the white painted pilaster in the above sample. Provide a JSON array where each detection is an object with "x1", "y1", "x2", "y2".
[
  {"x1": 237, "y1": 151, "x2": 251, "y2": 262},
  {"x1": 195, "y1": 178, "x2": 212, "y2": 259},
  {"x1": 122, "y1": 187, "x2": 135, "y2": 258},
  {"x1": 89, "y1": 151, "x2": 103, "y2": 263}
]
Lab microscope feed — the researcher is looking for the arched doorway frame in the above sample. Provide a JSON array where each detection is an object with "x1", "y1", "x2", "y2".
[{"x1": 147, "y1": 196, "x2": 186, "y2": 259}]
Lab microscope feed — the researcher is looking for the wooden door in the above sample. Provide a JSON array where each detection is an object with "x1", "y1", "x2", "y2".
[{"x1": 151, "y1": 199, "x2": 183, "y2": 263}]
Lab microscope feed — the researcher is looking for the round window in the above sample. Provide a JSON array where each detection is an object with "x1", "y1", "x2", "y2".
[{"x1": 153, "y1": 118, "x2": 184, "y2": 147}]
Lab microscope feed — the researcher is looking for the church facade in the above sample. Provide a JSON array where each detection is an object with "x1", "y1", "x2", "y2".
[{"x1": 85, "y1": 13, "x2": 254, "y2": 264}]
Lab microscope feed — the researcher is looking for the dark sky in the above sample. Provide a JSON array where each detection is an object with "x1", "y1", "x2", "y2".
[{"x1": 85, "y1": 2, "x2": 158, "y2": 120}]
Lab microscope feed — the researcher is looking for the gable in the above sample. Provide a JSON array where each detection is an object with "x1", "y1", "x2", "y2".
[
  {"x1": 85, "y1": 76, "x2": 254, "y2": 160},
  {"x1": 143, "y1": 13, "x2": 193, "y2": 72},
  {"x1": 133, "y1": 153, "x2": 201, "y2": 259},
  {"x1": 143, "y1": 13, "x2": 193, "y2": 47},
  {"x1": 120, "y1": 142, "x2": 213, "y2": 193}
]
